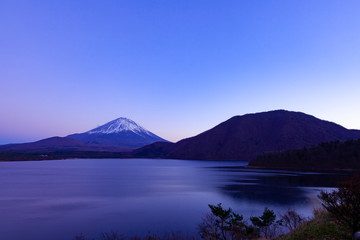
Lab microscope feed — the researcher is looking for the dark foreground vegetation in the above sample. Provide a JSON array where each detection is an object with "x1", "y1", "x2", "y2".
[{"x1": 75, "y1": 175, "x2": 360, "y2": 240}]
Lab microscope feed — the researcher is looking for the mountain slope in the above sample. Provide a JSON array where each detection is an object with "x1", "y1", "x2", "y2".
[
  {"x1": 67, "y1": 117, "x2": 168, "y2": 150},
  {"x1": 0, "y1": 137, "x2": 85, "y2": 151},
  {"x1": 0, "y1": 136, "x2": 131, "y2": 161},
  {"x1": 248, "y1": 139, "x2": 360, "y2": 170},
  {"x1": 134, "y1": 110, "x2": 360, "y2": 161}
]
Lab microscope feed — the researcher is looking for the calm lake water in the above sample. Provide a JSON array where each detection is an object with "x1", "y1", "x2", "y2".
[{"x1": 0, "y1": 158, "x2": 352, "y2": 240}]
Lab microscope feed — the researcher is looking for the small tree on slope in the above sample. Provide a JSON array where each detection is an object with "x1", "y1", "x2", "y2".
[
  {"x1": 318, "y1": 175, "x2": 360, "y2": 235},
  {"x1": 250, "y1": 207, "x2": 281, "y2": 239}
]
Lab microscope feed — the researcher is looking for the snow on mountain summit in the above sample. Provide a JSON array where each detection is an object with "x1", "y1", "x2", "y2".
[
  {"x1": 66, "y1": 117, "x2": 169, "y2": 150},
  {"x1": 87, "y1": 117, "x2": 152, "y2": 136}
]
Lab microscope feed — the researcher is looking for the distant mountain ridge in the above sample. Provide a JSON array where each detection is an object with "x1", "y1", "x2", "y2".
[
  {"x1": 0, "y1": 137, "x2": 84, "y2": 151},
  {"x1": 67, "y1": 117, "x2": 168, "y2": 150},
  {"x1": 1, "y1": 110, "x2": 360, "y2": 165},
  {"x1": 134, "y1": 110, "x2": 360, "y2": 161},
  {"x1": 0, "y1": 117, "x2": 168, "y2": 160}
]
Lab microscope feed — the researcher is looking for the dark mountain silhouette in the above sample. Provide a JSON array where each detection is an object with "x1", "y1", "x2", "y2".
[
  {"x1": 248, "y1": 139, "x2": 360, "y2": 170},
  {"x1": 0, "y1": 137, "x2": 130, "y2": 161},
  {"x1": 2, "y1": 110, "x2": 360, "y2": 163},
  {"x1": 0, "y1": 136, "x2": 128, "y2": 152},
  {"x1": 134, "y1": 110, "x2": 360, "y2": 161},
  {"x1": 0, "y1": 137, "x2": 84, "y2": 151}
]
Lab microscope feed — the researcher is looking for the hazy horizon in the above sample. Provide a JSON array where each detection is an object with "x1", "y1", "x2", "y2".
[{"x1": 1, "y1": 0, "x2": 360, "y2": 144}]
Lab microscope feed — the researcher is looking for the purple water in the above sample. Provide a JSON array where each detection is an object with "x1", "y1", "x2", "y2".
[{"x1": 0, "y1": 158, "x2": 348, "y2": 240}]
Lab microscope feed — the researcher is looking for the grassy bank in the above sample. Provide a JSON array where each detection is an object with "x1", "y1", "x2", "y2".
[{"x1": 278, "y1": 209, "x2": 351, "y2": 240}]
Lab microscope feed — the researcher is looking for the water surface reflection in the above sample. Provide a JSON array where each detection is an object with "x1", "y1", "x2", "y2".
[{"x1": 0, "y1": 159, "x2": 354, "y2": 240}]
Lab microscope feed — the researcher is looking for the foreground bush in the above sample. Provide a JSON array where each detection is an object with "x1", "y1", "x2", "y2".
[
  {"x1": 318, "y1": 174, "x2": 360, "y2": 235},
  {"x1": 74, "y1": 207, "x2": 348, "y2": 240},
  {"x1": 278, "y1": 209, "x2": 350, "y2": 240},
  {"x1": 198, "y1": 203, "x2": 257, "y2": 240}
]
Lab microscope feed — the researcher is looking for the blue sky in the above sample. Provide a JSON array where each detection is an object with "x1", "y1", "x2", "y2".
[{"x1": 1, "y1": 0, "x2": 360, "y2": 144}]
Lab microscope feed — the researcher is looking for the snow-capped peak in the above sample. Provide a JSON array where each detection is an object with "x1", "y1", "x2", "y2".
[{"x1": 87, "y1": 117, "x2": 152, "y2": 136}]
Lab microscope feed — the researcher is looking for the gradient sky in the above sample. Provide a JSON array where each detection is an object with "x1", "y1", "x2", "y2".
[{"x1": 1, "y1": 0, "x2": 360, "y2": 144}]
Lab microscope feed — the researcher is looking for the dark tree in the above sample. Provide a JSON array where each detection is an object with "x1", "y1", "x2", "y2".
[
  {"x1": 318, "y1": 175, "x2": 360, "y2": 234},
  {"x1": 250, "y1": 208, "x2": 281, "y2": 239},
  {"x1": 250, "y1": 208, "x2": 276, "y2": 227},
  {"x1": 199, "y1": 203, "x2": 256, "y2": 240},
  {"x1": 280, "y1": 210, "x2": 305, "y2": 232}
]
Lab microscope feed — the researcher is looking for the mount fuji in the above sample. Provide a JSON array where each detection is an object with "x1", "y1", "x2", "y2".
[
  {"x1": 0, "y1": 117, "x2": 169, "y2": 161},
  {"x1": 67, "y1": 117, "x2": 169, "y2": 150}
]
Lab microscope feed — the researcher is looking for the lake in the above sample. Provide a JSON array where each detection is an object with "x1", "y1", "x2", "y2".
[{"x1": 0, "y1": 158, "x2": 352, "y2": 240}]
